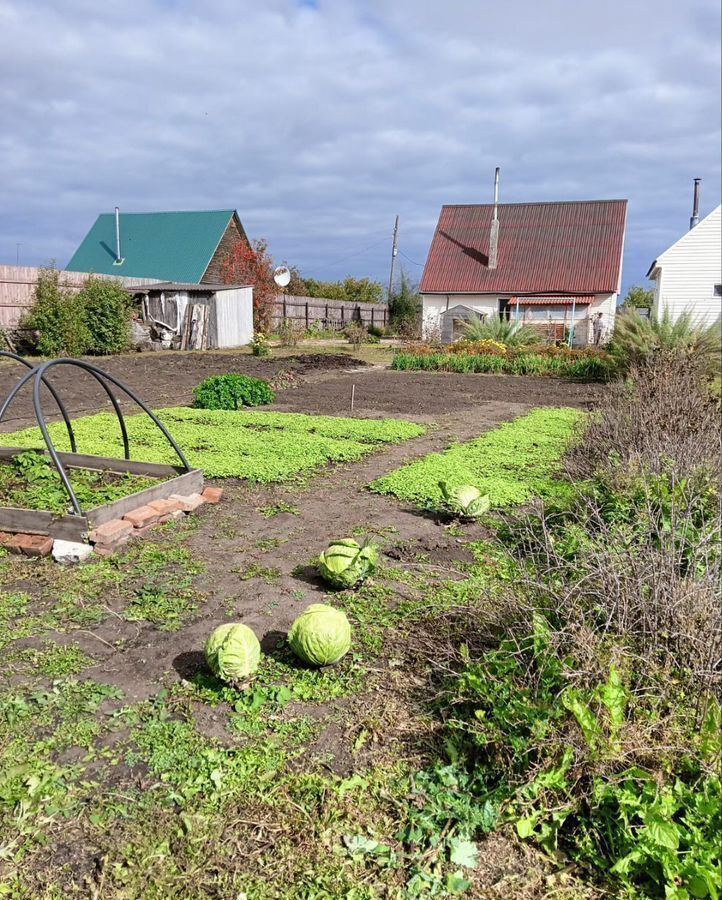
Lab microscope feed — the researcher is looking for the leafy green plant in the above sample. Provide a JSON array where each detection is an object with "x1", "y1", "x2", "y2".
[
  {"x1": 318, "y1": 538, "x2": 378, "y2": 589},
  {"x1": 4, "y1": 409, "x2": 425, "y2": 482},
  {"x1": 76, "y1": 276, "x2": 132, "y2": 354},
  {"x1": 250, "y1": 332, "x2": 271, "y2": 356},
  {"x1": 461, "y1": 314, "x2": 539, "y2": 347},
  {"x1": 193, "y1": 373, "x2": 275, "y2": 409},
  {"x1": 21, "y1": 267, "x2": 91, "y2": 356},
  {"x1": 611, "y1": 306, "x2": 721, "y2": 375},
  {"x1": 288, "y1": 603, "x2": 352, "y2": 666},
  {"x1": 371, "y1": 408, "x2": 581, "y2": 509},
  {"x1": 438, "y1": 482, "x2": 490, "y2": 519},
  {"x1": 0, "y1": 450, "x2": 154, "y2": 514}
]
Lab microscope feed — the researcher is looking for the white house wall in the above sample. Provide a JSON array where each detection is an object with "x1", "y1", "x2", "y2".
[
  {"x1": 422, "y1": 292, "x2": 617, "y2": 344},
  {"x1": 650, "y1": 206, "x2": 722, "y2": 327}
]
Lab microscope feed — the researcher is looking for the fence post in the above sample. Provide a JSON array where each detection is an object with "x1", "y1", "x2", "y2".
[
  {"x1": 341, "y1": 305, "x2": 345, "y2": 326},
  {"x1": 371, "y1": 308, "x2": 374, "y2": 328},
  {"x1": 283, "y1": 296, "x2": 287, "y2": 319},
  {"x1": 305, "y1": 301, "x2": 309, "y2": 330}
]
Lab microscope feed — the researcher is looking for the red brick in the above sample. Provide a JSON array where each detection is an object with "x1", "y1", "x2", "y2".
[
  {"x1": 169, "y1": 493, "x2": 206, "y2": 512},
  {"x1": 148, "y1": 498, "x2": 182, "y2": 516},
  {"x1": 123, "y1": 505, "x2": 160, "y2": 528},
  {"x1": 202, "y1": 487, "x2": 223, "y2": 504},
  {"x1": 89, "y1": 518, "x2": 133, "y2": 545},
  {"x1": 0, "y1": 531, "x2": 14, "y2": 545},
  {"x1": 21, "y1": 534, "x2": 54, "y2": 557},
  {"x1": 7, "y1": 533, "x2": 53, "y2": 557}
]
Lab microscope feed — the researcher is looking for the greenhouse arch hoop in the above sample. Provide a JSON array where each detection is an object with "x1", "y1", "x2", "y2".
[{"x1": 0, "y1": 355, "x2": 192, "y2": 517}]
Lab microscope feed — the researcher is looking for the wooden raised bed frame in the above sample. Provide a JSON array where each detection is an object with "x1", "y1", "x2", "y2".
[{"x1": 0, "y1": 446, "x2": 204, "y2": 543}]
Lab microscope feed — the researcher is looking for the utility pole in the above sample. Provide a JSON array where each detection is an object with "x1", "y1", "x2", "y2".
[{"x1": 387, "y1": 215, "x2": 399, "y2": 301}]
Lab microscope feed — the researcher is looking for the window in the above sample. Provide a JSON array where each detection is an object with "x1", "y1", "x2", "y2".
[{"x1": 714, "y1": 284, "x2": 722, "y2": 297}]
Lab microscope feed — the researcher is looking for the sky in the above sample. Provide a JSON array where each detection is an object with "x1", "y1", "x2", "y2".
[{"x1": 1, "y1": 0, "x2": 720, "y2": 297}]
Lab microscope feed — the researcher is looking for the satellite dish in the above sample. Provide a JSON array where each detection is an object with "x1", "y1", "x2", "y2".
[{"x1": 273, "y1": 265, "x2": 291, "y2": 288}]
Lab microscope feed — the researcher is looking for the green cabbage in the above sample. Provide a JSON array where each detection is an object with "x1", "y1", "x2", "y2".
[
  {"x1": 288, "y1": 603, "x2": 351, "y2": 666},
  {"x1": 439, "y1": 481, "x2": 491, "y2": 519},
  {"x1": 205, "y1": 623, "x2": 261, "y2": 682},
  {"x1": 318, "y1": 538, "x2": 378, "y2": 589}
]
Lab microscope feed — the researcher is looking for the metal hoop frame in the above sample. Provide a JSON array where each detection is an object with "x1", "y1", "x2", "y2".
[{"x1": 0, "y1": 356, "x2": 191, "y2": 516}]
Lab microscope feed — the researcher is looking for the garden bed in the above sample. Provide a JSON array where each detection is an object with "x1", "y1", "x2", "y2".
[{"x1": 0, "y1": 445, "x2": 203, "y2": 540}]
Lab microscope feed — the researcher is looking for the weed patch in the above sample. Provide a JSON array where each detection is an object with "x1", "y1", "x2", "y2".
[
  {"x1": 371, "y1": 407, "x2": 581, "y2": 509},
  {"x1": 2, "y1": 409, "x2": 426, "y2": 482}
]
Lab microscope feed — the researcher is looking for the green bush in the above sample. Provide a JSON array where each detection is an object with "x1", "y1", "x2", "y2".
[
  {"x1": 193, "y1": 374, "x2": 276, "y2": 410},
  {"x1": 21, "y1": 269, "x2": 132, "y2": 357},
  {"x1": 461, "y1": 314, "x2": 538, "y2": 347},
  {"x1": 76, "y1": 276, "x2": 132, "y2": 354},
  {"x1": 611, "y1": 306, "x2": 721, "y2": 376},
  {"x1": 21, "y1": 267, "x2": 91, "y2": 356}
]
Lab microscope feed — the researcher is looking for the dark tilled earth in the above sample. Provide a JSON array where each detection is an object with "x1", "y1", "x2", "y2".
[{"x1": 0, "y1": 350, "x2": 604, "y2": 430}]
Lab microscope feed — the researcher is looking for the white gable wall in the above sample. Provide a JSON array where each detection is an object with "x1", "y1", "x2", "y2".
[{"x1": 650, "y1": 206, "x2": 722, "y2": 327}]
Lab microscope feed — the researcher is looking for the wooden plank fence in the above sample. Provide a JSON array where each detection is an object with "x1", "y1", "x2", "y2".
[
  {"x1": 271, "y1": 295, "x2": 387, "y2": 333},
  {"x1": 0, "y1": 265, "x2": 160, "y2": 330}
]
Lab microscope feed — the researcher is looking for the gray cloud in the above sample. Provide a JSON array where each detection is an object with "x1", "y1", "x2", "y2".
[{"x1": 1, "y1": 0, "x2": 719, "y2": 293}]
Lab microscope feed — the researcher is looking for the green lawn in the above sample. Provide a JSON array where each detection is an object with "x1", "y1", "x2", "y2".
[
  {"x1": 1, "y1": 408, "x2": 426, "y2": 482},
  {"x1": 370, "y1": 407, "x2": 583, "y2": 508}
]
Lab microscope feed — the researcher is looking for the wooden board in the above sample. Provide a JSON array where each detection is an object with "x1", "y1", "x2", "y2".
[
  {"x1": 0, "y1": 507, "x2": 88, "y2": 541},
  {"x1": 86, "y1": 468, "x2": 204, "y2": 527},
  {"x1": 0, "y1": 446, "x2": 188, "y2": 478},
  {"x1": 0, "y1": 447, "x2": 203, "y2": 539}
]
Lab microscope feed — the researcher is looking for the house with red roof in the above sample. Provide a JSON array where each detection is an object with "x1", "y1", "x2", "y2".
[{"x1": 420, "y1": 199, "x2": 627, "y2": 345}]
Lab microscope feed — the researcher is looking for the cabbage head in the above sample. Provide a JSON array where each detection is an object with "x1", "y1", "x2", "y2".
[
  {"x1": 439, "y1": 481, "x2": 491, "y2": 519},
  {"x1": 318, "y1": 538, "x2": 378, "y2": 589},
  {"x1": 205, "y1": 623, "x2": 261, "y2": 682},
  {"x1": 288, "y1": 603, "x2": 351, "y2": 666}
]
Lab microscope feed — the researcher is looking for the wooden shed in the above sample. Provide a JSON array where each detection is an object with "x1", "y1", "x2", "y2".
[{"x1": 127, "y1": 282, "x2": 253, "y2": 350}]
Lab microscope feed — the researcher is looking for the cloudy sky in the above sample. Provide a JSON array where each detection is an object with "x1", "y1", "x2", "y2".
[{"x1": 1, "y1": 0, "x2": 719, "y2": 296}]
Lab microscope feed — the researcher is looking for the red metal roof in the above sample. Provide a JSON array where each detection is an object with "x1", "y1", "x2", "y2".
[
  {"x1": 509, "y1": 295, "x2": 592, "y2": 306},
  {"x1": 420, "y1": 200, "x2": 627, "y2": 295}
]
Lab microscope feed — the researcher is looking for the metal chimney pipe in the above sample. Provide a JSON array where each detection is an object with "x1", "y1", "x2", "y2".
[
  {"x1": 689, "y1": 178, "x2": 701, "y2": 230},
  {"x1": 115, "y1": 207, "x2": 122, "y2": 262},
  {"x1": 488, "y1": 167, "x2": 500, "y2": 269}
]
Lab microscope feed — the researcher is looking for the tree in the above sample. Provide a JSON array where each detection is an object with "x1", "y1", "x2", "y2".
[
  {"x1": 622, "y1": 285, "x2": 654, "y2": 309},
  {"x1": 220, "y1": 238, "x2": 277, "y2": 333},
  {"x1": 388, "y1": 271, "x2": 422, "y2": 337}
]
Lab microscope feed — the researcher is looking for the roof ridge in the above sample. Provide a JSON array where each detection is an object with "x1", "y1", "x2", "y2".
[
  {"x1": 441, "y1": 199, "x2": 627, "y2": 208},
  {"x1": 96, "y1": 209, "x2": 236, "y2": 216}
]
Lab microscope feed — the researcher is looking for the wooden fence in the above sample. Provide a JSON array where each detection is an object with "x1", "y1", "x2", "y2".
[
  {"x1": 0, "y1": 265, "x2": 160, "y2": 330},
  {"x1": 271, "y1": 295, "x2": 388, "y2": 333}
]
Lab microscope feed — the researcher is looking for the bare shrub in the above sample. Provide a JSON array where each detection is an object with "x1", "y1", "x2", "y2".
[
  {"x1": 504, "y1": 490, "x2": 721, "y2": 702},
  {"x1": 566, "y1": 352, "x2": 721, "y2": 483},
  {"x1": 275, "y1": 317, "x2": 303, "y2": 348}
]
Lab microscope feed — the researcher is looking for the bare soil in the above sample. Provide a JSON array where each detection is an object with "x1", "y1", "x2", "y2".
[
  {"x1": 0, "y1": 352, "x2": 607, "y2": 896},
  {"x1": 0, "y1": 349, "x2": 603, "y2": 431}
]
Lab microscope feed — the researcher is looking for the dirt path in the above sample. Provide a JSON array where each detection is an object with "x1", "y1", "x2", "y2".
[{"x1": 71, "y1": 397, "x2": 530, "y2": 701}]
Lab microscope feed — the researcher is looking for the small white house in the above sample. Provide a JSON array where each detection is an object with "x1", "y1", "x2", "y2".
[
  {"x1": 420, "y1": 199, "x2": 627, "y2": 345},
  {"x1": 647, "y1": 205, "x2": 722, "y2": 328}
]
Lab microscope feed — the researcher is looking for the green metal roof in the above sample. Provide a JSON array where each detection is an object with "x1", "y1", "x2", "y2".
[{"x1": 66, "y1": 210, "x2": 237, "y2": 282}]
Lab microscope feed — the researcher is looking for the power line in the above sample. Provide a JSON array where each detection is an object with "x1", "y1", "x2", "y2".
[
  {"x1": 311, "y1": 235, "x2": 391, "y2": 272},
  {"x1": 398, "y1": 249, "x2": 425, "y2": 267}
]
